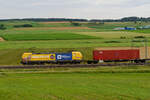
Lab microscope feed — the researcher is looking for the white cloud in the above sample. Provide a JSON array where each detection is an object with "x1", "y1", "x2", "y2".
[{"x1": 0, "y1": 0, "x2": 150, "y2": 19}]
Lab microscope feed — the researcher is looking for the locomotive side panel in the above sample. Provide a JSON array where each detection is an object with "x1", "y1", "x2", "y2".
[
  {"x1": 56, "y1": 53, "x2": 72, "y2": 61},
  {"x1": 30, "y1": 54, "x2": 56, "y2": 61}
]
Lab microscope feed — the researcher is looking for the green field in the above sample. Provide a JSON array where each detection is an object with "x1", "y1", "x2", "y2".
[
  {"x1": 0, "y1": 66, "x2": 150, "y2": 100},
  {"x1": 0, "y1": 31, "x2": 98, "y2": 41},
  {"x1": 0, "y1": 21, "x2": 150, "y2": 65},
  {"x1": 0, "y1": 21, "x2": 150, "y2": 100}
]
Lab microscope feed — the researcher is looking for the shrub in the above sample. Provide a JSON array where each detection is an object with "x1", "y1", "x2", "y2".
[
  {"x1": 71, "y1": 22, "x2": 81, "y2": 26},
  {"x1": 134, "y1": 36, "x2": 145, "y2": 38},
  {"x1": 120, "y1": 36, "x2": 126, "y2": 39},
  {"x1": 104, "y1": 41, "x2": 121, "y2": 43},
  {"x1": 14, "y1": 24, "x2": 33, "y2": 28},
  {"x1": 132, "y1": 40, "x2": 143, "y2": 42},
  {"x1": 0, "y1": 24, "x2": 6, "y2": 30}
]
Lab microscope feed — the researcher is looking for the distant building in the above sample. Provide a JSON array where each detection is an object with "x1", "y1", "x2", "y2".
[
  {"x1": 137, "y1": 25, "x2": 150, "y2": 29},
  {"x1": 114, "y1": 27, "x2": 125, "y2": 30},
  {"x1": 124, "y1": 27, "x2": 136, "y2": 30},
  {"x1": 143, "y1": 25, "x2": 150, "y2": 29},
  {"x1": 114, "y1": 27, "x2": 136, "y2": 30}
]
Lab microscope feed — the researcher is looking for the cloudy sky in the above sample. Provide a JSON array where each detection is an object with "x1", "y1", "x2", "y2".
[{"x1": 0, "y1": 0, "x2": 150, "y2": 19}]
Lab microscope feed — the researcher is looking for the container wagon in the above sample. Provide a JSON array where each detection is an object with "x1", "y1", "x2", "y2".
[{"x1": 93, "y1": 49, "x2": 140, "y2": 62}]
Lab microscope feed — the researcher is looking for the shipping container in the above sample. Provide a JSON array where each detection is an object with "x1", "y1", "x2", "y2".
[
  {"x1": 93, "y1": 49, "x2": 140, "y2": 61},
  {"x1": 56, "y1": 53, "x2": 72, "y2": 61}
]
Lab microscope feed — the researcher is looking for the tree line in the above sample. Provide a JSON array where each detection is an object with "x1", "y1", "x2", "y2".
[
  {"x1": 0, "y1": 18, "x2": 88, "y2": 22},
  {"x1": 90, "y1": 17, "x2": 150, "y2": 22},
  {"x1": 0, "y1": 17, "x2": 150, "y2": 22}
]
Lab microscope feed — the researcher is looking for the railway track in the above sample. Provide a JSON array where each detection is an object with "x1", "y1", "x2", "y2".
[{"x1": 0, "y1": 63, "x2": 150, "y2": 69}]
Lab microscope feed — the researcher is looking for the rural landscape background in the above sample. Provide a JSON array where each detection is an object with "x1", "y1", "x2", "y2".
[
  {"x1": 0, "y1": 17, "x2": 150, "y2": 65},
  {"x1": 0, "y1": 17, "x2": 150, "y2": 100}
]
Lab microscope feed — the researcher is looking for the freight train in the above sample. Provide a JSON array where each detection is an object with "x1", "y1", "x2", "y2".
[
  {"x1": 21, "y1": 51, "x2": 83, "y2": 65},
  {"x1": 21, "y1": 49, "x2": 147, "y2": 65}
]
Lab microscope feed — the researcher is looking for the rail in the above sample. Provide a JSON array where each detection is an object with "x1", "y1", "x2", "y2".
[{"x1": 0, "y1": 63, "x2": 150, "y2": 69}]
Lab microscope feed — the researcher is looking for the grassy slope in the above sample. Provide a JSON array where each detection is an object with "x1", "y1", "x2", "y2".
[
  {"x1": 0, "y1": 67, "x2": 150, "y2": 100},
  {"x1": 77, "y1": 31, "x2": 150, "y2": 39},
  {"x1": 0, "y1": 29, "x2": 99, "y2": 41},
  {"x1": 0, "y1": 48, "x2": 94, "y2": 65},
  {"x1": 0, "y1": 39, "x2": 136, "y2": 49}
]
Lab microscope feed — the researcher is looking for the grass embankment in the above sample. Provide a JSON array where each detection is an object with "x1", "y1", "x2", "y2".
[
  {"x1": 1, "y1": 65, "x2": 150, "y2": 73},
  {"x1": 0, "y1": 48, "x2": 94, "y2": 65},
  {"x1": 0, "y1": 66, "x2": 150, "y2": 100}
]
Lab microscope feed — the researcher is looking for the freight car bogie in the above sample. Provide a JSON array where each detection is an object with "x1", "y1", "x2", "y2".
[
  {"x1": 134, "y1": 59, "x2": 146, "y2": 63},
  {"x1": 21, "y1": 60, "x2": 82, "y2": 65},
  {"x1": 87, "y1": 60, "x2": 99, "y2": 64}
]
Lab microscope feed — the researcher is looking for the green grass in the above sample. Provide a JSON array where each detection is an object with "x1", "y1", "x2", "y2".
[
  {"x1": 0, "y1": 38, "x2": 148, "y2": 49},
  {"x1": 0, "y1": 29, "x2": 99, "y2": 41},
  {"x1": 1, "y1": 33, "x2": 99, "y2": 41},
  {"x1": 0, "y1": 48, "x2": 94, "y2": 65},
  {"x1": 0, "y1": 21, "x2": 40, "y2": 29},
  {"x1": 1, "y1": 21, "x2": 150, "y2": 100},
  {"x1": 128, "y1": 29, "x2": 150, "y2": 34},
  {"x1": 0, "y1": 66, "x2": 150, "y2": 100},
  {"x1": 0, "y1": 21, "x2": 150, "y2": 65},
  {"x1": 77, "y1": 31, "x2": 150, "y2": 39}
]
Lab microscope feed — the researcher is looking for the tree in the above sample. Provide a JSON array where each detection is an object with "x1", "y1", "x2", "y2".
[
  {"x1": 0, "y1": 24, "x2": 6, "y2": 30},
  {"x1": 14, "y1": 24, "x2": 33, "y2": 28},
  {"x1": 71, "y1": 22, "x2": 81, "y2": 26}
]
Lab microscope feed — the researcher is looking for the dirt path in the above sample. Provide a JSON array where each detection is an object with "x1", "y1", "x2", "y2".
[{"x1": 0, "y1": 37, "x2": 5, "y2": 42}]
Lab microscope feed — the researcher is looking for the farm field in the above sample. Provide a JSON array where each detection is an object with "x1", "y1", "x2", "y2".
[
  {"x1": 0, "y1": 66, "x2": 150, "y2": 100},
  {"x1": 0, "y1": 21, "x2": 150, "y2": 100},
  {"x1": 0, "y1": 21, "x2": 150, "y2": 65},
  {"x1": 0, "y1": 21, "x2": 150, "y2": 48}
]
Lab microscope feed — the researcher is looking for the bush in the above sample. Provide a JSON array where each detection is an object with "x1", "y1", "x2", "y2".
[
  {"x1": 23, "y1": 24, "x2": 33, "y2": 27},
  {"x1": 134, "y1": 36, "x2": 145, "y2": 38},
  {"x1": 71, "y1": 22, "x2": 81, "y2": 26},
  {"x1": 0, "y1": 24, "x2": 6, "y2": 30},
  {"x1": 132, "y1": 40, "x2": 143, "y2": 42},
  {"x1": 104, "y1": 41, "x2": 121, "y2": 43},
  {"x1": 14, "y1": 24, "x2": 33, "y2": 28},
  {"x1": 120, "y1": 36, "x2": 126, "y2": 39}
]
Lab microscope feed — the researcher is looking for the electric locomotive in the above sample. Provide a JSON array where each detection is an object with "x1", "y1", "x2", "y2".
[{"x1": 21, "y1": 51, "x2": 83, "y2": 65}]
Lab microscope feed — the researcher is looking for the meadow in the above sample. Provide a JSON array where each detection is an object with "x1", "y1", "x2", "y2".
[
  {"x1": 0, "y1": 21, "x2": 150, "y2": 47},
  {"x1": 0, "y1": 21, "x2": 150, "y2": 65},
  {"x1": 0, "y1": 66, "x2": 150, "y2": 100},
  {"x1": 0, "y1": 21, "x2": 150, "y2": 100}
]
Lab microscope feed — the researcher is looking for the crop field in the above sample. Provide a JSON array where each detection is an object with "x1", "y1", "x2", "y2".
[
  {"x1": 0, "y1": 21, "x2": 150, "y2": 100},
  {"x1": 0, "y1": 32, "x2": 98, "y2": 41},
  {"x1": 0, "y1": 21, "x2": 150, "y2": 65},
  {"x1": 0, "y1": 66, "x2": 150, "y2": 100},
  {"x1": 77, "y1": 31, "x2": 150, "y2": 39}
]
